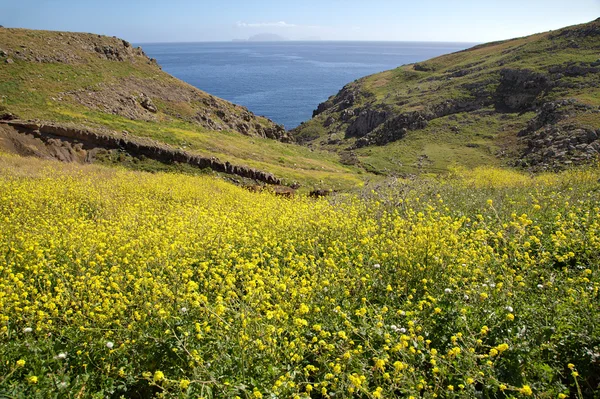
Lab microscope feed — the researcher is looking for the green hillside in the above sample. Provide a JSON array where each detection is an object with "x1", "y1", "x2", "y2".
[
  {"x1": 0, "y1": 28, "x2": 364, "y2": 189},
  {"x1": 293, "y1": 19, "x2": 600, "y2": 175}
]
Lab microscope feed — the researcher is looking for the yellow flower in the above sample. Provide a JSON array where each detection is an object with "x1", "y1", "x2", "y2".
[
  {"x1": 27, "y1": 376, "x2": 38, "y2": 384},
  {"x1": 519, "y1": 385, "x2": 533, "y2": 396},
  {"x1": 496, "y1": 343, "x2": 509, "y2": 352},
  {"x1": 179, "y1": 379, "x2": 190, "y2": 389},
  {"x1": 506, "y1": 313, "x2": 515, "y2": 321},
  {"x1": 153, "y1": 371, "x2": 165, "y2": 382},
  {"x1": 16, "y1": 359, "x2": 25, "y2": 368}
]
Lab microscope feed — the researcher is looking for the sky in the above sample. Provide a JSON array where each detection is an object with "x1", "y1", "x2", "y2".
[{"x1": 1, "y1": 0, "x2": 598, "y2": 43}]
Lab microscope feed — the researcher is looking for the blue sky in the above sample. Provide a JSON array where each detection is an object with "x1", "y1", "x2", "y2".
[{"x1": 2, "y1": 0, "x2": 598, "y2": 43}]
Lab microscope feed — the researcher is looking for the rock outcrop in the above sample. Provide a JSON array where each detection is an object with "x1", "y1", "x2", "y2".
[
  {"x1": 515, "y1": 100, "x2": 600, "y2": 170},
  {"x1": 1, "y1": 120, "x2": 282, "y2": 184},
  {"x1": 494, "y1": 69, "x2": 552, "y2": 112}
]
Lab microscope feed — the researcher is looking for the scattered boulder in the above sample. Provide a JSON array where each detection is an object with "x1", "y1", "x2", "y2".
[
  {"x1": 139, "y1": 94, "x2": 158, "y2": 113},
  {"x1": 0, "y1": 113, "x2": 17, "y2": 121},
  {"x1": 5, "y1": 58, "x2": 14, "y2": 64},
  {"x1": 309, "y1": 189, "x2": 332, "y2": 198},
  {"x1": 323, "y1": 116, "x2": 336, "y2": 127},
  {"x1": 340, "y1": 109, "x2": 356, "y2": 122},
  {"x1": 270, "y1": 185, "x2": 296, "y2": 198},
  {"x1": 413, "y1": 63, "x2": 434, "y2": 72},
  {"x1": 517, "y1": 124, "x2": 600, "y2": 170}
]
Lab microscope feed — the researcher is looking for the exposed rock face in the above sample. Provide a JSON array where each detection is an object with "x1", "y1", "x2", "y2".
[
  {"x1": 1, "y1": 121, "x2": 282, "y2": 184},
  {"x1": 312, "y1": 83, "x2": 361, "y2": 117},
  {"x1": 494, "y1": 69, "x2": 552, "y2": 112},
  {"x1": 355, "y1": 111, "x2": 429, "y2": 148},
  {"x1": 346, "y1": 109, "x2": 389, "y2": 138}
]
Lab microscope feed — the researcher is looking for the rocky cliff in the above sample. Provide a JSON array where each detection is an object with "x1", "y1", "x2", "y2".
[{"x1": 292, "y1": 19, "x2": 600, "y2": 173}]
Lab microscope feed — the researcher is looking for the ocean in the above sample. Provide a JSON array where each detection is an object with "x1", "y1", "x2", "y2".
[{"x1": 141, "y1": 41, "x2": 473, "y2": 129}]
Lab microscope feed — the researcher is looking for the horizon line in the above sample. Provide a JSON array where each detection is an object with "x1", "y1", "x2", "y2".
[{"x1": 135, "y1": 39, "x2": 481, "y2": 45}]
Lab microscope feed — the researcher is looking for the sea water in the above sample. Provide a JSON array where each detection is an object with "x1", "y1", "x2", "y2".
[{"x1": 141, "y1": 41, "x2": 473, "y2": 129}]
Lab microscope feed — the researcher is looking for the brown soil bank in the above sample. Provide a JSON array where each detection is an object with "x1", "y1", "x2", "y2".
[{"x1": 0, "y1": 120, "x2": 281, "y2": 184}]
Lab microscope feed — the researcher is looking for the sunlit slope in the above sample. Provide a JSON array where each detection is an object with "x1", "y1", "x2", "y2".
[
  {"x1": 293, "y1": 19, "x2": 600, "y2": 175},
  {"x1": 1, "y1": 154, "x2": 599, "y2": 397},
  {"x1": 0, "y1": 28, "x2": 364, "y2": 188}
]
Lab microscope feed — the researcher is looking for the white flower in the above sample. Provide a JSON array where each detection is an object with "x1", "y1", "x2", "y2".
[
  {"x1": 489, "y1": 283, "x2": 496, "y2": 288},
  {"x1": 506, "y1": 306, "x2": 514, "y2": 312},
  {"x1": 444, "y1": 288, "x2": 452, "y2": 294},
  {"x1": 399, "y1": 310, "x2": 406, "y2": 316},
  {"x1": 373, "y1": 263, "x2": 381, "y2": 269},
  {"x1": 106, "y1": 341, "x2": 114, "y2": 349},
  {"x1": 58, "y1": 381, "x2": 68, "y2": 389},
  {"x1": 23, "y1": 327, "x2": 33, "y2": 333},
  {"x1": 537, "y1": 284, "x2": 544, "y2": 289},
  {"x1": 180, "y1": 307, "x2": 188, "y2": 314},
  {"x1": 57, "y1": 352, "x2": 67, "y2": 360},
  {"x1": 464, "y1": 294, "x2": 470, "y2": 300},
  {"x1": 390, "y1": 325, "x2": 406, "y2": 333}
]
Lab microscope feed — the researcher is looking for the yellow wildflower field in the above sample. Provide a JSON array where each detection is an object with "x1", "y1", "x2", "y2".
[{"x1": 0, "y1": 154, "x2": 598, "y2": 398}]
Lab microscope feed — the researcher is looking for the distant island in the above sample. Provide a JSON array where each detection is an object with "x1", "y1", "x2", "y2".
[{"x1": 233, "y1": 33, "x2": 288, "y2": 42}]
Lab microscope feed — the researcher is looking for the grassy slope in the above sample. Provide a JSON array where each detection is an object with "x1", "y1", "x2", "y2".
[
  {"x1": 0, "y1": 28, "x2": 365, "y2": 189},
  {"x1": 293, "y1": 19, "x2": 600, "y2": 175}
]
